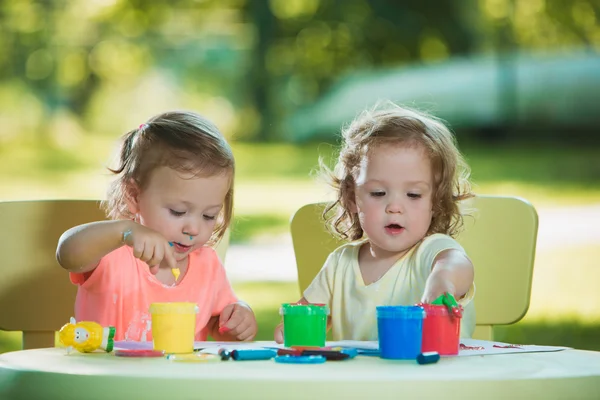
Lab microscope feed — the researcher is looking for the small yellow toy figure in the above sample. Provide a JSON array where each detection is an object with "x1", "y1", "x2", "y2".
[{"x1": 59, "y1": 317, "x2": 116, "y2": 353}]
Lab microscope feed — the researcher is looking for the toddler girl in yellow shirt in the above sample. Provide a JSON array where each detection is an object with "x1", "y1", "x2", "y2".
[{"x1": 275, "y1": 102, "x2": 476, "y2": 341}]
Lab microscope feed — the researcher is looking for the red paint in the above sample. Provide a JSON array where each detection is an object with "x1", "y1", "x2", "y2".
[
  {"x1": 420, "y1": 303, "x2": 461, "y2": 355},
  {"x1": 451, "y1": 306, "x2": 463, "y2": 318},
  {"x1": 459, "y1": 343, "x2": 484, "y2": 351},
  {"x1": 114, "y1": 349, "x2": 165, "y2": 357},
  {"x1": 218, "y1": 326, "x2": 230, "y2": 334}
]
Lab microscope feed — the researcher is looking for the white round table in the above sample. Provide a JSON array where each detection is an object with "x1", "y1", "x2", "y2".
[{"x1": 1, "y1": 347, "x2": 599, "y2": 399}]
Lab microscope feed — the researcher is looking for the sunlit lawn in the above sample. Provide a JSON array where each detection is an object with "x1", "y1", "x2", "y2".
[{"x1": 1, "y1": 139, "x2": 599, "y2": 353}]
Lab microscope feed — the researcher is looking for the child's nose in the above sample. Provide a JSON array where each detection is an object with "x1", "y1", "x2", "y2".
[
  {"x1": 182, "y1": 224, "x2": 199, "y2": 238},
  {"x1": 183, "y1": 221, "x2": 200, "y2": 240},
  {"x1": 385, "y1": 199, "x2": 404, "y2": 214}
]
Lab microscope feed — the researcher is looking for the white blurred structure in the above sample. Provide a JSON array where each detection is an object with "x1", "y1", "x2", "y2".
[{"x1": 225, "y1": 205, "x2": 600, "y2": 282}]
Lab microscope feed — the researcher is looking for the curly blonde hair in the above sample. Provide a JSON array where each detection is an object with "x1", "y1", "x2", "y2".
[
  {"x1": 322, "y1": 102, "x2": 473, "y2": 241},
  {"x1": 103, "y1": 111, "x2": 234, "y2": 246}
]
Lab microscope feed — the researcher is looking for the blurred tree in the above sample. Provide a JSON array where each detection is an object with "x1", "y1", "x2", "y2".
[
  {"x1": 0, "y1": 0, "x2": 243, "y2": 141},
  {"x1": 239, "y1": 0, "x2": 477, "y2": 140},
  {"x1": 0, "y1": 0, "x2": 598, "y2": 142}
]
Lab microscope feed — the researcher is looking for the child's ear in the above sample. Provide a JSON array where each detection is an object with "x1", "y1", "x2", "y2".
[{"x1": 124, "y1": 179, "x2": 141, "y2": 215}]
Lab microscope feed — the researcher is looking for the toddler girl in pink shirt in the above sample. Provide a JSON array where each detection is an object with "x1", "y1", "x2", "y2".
[{"x1": 56, "y1": 111, "x2": 256, "y2": 342}]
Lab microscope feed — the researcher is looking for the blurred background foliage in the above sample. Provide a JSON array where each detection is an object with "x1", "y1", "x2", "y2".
[
  {"x1": 1, "y1": 0, "x2": 599, "y2": 143},
  {"x1": 1, "y1": 0, "x2": 599, "y2": 352}
]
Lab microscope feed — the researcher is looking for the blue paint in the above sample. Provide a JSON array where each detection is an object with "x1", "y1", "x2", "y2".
[{"x1": 377, "y1": 305, "x2": 425, "y2": 360}]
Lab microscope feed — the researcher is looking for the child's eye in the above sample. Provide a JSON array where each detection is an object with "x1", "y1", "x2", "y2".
[
  {"x1": 170, "y1": 209, "x2": 186, "y2": 217},
  {"x1": 203, "y1": 215, "x2": 216, "y2": 221},
  {"x1": 407, "y1": 193, "x2": 422, "y2": 199},
  {"x1": 370, "y1": 191, "x2": 385, "y2": 197}
]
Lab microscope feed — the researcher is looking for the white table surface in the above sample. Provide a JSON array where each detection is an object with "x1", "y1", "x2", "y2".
[{"x1": 1, "y1": 347, "x2": 600, "y2": 399}]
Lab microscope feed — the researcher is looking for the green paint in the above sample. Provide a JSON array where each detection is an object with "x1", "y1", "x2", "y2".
[{"x1": 280, "y1": 303, "x2": 329, "y2": 347}]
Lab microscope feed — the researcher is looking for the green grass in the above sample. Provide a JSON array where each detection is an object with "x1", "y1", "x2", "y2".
[
  {"x1": 495, "y1": 320, "x2": 600, "y2": 351},
  {"x1": 0, "y1": 332, "x2": 20, "y2": 354},
  {"x1": 229, "y1": 213, "x2": 290, "y2": 243}
]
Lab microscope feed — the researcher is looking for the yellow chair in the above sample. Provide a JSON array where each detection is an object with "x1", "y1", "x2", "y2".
[
  {"x1": 0, "y1": 200, "x2": 230, "y2": 350},
  {"x1": 290, "y1": 195, "x2": 539, "y2": 340}
]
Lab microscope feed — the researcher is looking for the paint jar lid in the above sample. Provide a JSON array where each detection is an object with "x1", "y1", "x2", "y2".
[
  {"x1": 149, "y1": 302, "x2": 199, "y2": 315},
  {"x1": 279, "y1": 303, "x2": 330, "y2": 316},
  {"x1": 376, "y1": 305, "x2": 425, "y2": 319}
]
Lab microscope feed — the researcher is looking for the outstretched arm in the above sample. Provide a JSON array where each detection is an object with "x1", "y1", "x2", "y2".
[{"x1": 421, "y1": 249, "x2": 474, "y2": 303}]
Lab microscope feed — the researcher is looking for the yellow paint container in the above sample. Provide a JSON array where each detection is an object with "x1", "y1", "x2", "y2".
[{"x1": 149, "y1": 302, "x2": 198, "y2": 354}]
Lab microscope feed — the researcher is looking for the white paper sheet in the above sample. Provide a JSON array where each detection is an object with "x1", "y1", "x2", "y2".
[
  {"x1": 114, "y1": 338, "x2": 569, "y2": 357},
  {"x1": 454, "y1": 338, "x2": 570, "y2": 357},
  {"x1": 326, "y1": 339, "x2": 569, "y2": 356},
  {"x1": 113, "y1": 340, "x2": 283, "y2": 353}
]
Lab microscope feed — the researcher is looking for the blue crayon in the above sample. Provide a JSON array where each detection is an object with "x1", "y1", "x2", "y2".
[{"x1": 231, "y1": 349, "x2": 277, "y2": 361}]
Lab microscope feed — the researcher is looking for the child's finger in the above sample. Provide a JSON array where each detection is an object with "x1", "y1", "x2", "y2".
[
  {"x1": 227, "y1": 316, "x2": 252, "y2": 337},
  {"x1": 422, "y1": 289, "x2": 444, "y2": 304},
  {"x1": 218, "y1": 304, "x2": 236, "y2": 329},
  {"x1": 147, "y1": 244, "x2": 163, "y2": 268},
  {"x1": 163, "y1": 242, "x2": 178, "y2": 270},
  {"x1": 274, "y1": 324, "x2": 284, "y2": 344},
  {"x1": 131, "y1": 239, "x2": 144, "y2": 259},
  {"x1": 237, "y1": 325, "x2": 256, "y2": 341},
  {"x1": 140, "y1": 241, "x2": 156, "y2": 263},
  {"x1": 420, "y1": 293, "x2": 434, "y2": 304},
  {"x1": 225, "y1": 307, "x2": 245, "y2": 332}
]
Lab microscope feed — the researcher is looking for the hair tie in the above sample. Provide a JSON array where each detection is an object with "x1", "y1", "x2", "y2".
[{"x1": 138, "y1": 123, "x2": 148, "y2": 130}]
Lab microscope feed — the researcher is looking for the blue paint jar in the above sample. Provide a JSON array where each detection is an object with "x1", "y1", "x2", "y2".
[{"x1": 377, "y1": 305, "x2": 425, "y2": 360}]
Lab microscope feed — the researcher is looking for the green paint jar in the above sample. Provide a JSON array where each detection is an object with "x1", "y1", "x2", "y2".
[{"x1": 280, "y1": 303, "x2": 330, "y2": 347}]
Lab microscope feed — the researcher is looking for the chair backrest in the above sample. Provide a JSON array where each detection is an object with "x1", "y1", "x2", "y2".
[
  {"x1": 290, "y1": 195, "x2": 538, "y2": 340},
  {"x1": 0, "y1": 200, "x2": 230, "y2": 350}
]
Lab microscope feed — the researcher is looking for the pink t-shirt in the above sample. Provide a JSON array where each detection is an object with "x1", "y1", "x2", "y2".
[{"x1": 70, "y1": 246, "x2": 237, "y2": 341}]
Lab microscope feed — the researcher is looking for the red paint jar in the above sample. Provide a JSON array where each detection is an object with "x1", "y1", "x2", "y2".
[{"x1": 420, "y1": 304, "x2": 461, "y2": 355}]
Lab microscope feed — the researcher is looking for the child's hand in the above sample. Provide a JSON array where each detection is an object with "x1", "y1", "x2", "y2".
[
  {"x1": 422, "y1": 249, "x2": 474, "y2": 304},
  {"x1": 217, "y1": 302, "x2": 257, "y2": 341},
  {"x1": 122, "y1": 223, "x2": 177, "y2": 275},
  {"x1": 421, "y1": 274, "x2": 456, "y2": 304},
  {"x1": 274, "y1": 322, "x2": 284, "y2": 344}
]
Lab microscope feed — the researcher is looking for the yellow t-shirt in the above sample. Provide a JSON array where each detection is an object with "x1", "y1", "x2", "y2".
[{"x1": 303, "y1": 233, "x2": 475, "y2": 341}]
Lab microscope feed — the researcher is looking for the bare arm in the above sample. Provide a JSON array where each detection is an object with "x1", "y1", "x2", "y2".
[
  {"x1": 56, "y1": 220, "x2": 133, "y2": 273},
  {"x1": 421, "y1": 249, "x2": 474, "y2": 303}
]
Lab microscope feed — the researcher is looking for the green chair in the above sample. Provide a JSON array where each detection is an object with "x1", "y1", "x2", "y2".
[
  {"x1": 0, "y1": 199, "x2": 230, "y2": 349},
  {"x1": 290, "y1": 195, "x2": 539, "y2": 340}
]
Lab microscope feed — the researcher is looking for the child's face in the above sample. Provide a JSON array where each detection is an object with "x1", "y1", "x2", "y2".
[
  {"x1": 132, "y1": 166, "x2": 231, "y2": 263},
  {"x1": 353, "y1": 143, "x2": 433, "y2": 257}
]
